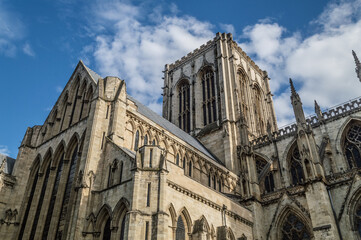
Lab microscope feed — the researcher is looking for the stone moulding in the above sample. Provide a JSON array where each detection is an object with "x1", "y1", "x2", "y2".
[{"x1": 167, "y1": 180, "x2": 253, "y2": 227}]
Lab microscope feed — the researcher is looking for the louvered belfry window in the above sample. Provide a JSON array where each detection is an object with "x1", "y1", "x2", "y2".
[
  {"x1": 178, "y1": 81, "x2": 190, "y2": 133},
  {"x1": 202, "y1": 69, "x2": 216, "y2": 126}
]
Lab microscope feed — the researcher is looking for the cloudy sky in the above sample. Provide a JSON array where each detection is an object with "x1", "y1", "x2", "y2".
[{"x1": 1, "y1": 0, "x2": 361, "y2": 158}]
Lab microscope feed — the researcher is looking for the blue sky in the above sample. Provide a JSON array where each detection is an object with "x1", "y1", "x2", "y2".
[{"x1": 1, "y1": 0, "x2": 361, "y2": 158}]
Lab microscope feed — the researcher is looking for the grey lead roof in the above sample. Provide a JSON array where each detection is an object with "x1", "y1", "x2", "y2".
[
  {"x1": 83, "y1": 63, "x2": 102, "y2": 83},
  {"x1": 127, "y1": 96, "x2": 223, "y2": 165}
]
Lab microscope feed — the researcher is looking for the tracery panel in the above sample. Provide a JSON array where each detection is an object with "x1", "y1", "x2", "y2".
[
  {"x1": 281, "y1": 213, "x2": 311, "y2": 240},
  {"x1": 344, "y1": 124, "x2": 361, "y2": 168},
  {"x1": 290, "y1": 147, "x2": 304, "y2": 185}
]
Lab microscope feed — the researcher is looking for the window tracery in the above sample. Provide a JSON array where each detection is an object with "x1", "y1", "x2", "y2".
[
  {"x1": 281, "y1": 213, "x2": 311, "y2": 240},
  {"x1": 201, "y1": 68, "x2": 216, "y2": 126},
  {"x1": 344, "y1": 124, "x2": 361, "y2": 168},
  {"x1": 134, "y1": 130, "x2": 139, "y2": 151},
  {"x1": 178, "y1": 80, "x2": 190, "y2": 132},
  {"x1": 256, "y1": 157, "x2": 275, "y2": 193},
  {"x1": 290, "y1": 147, "x2": 304, "y2": 186}
]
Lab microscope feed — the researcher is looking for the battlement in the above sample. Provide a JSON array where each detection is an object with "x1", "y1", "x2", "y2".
[
  {"x1": 251, "y1": 95, "x2": 361, "y2": 148},
  {"x1": 167, "y1": 33, "x2": 264, "y2": 74}
]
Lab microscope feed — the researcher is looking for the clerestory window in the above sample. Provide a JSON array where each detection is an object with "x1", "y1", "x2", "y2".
[{"x1": 344, "y1": 124, "x2": 361, "y2": 169}]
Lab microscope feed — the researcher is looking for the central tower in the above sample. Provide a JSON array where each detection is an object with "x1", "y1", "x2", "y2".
[{"x1": 162, "y1": 33, "x2": 277, "y2": 172}]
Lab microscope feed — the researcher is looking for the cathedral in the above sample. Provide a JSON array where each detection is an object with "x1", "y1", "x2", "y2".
[{"x1": 1, "y1": 32, "x2": 361, "y2": 239}]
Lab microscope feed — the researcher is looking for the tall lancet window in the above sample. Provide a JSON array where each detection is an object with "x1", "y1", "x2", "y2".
[
  {"x1": 238, "y1": 71, "x2": 248, "y2": 121},
  {"x1": 178, "y1": 80, "x2": 190, "y2": 132},
  {"x1": 254, "y1": 86, "x2": 264, "y2": 135},
  {"x1": 344, "y1": 124, "x2": 361, "y2": 169},
  {"x1": 290, "y1": 147, "x2": 304, "y2": 186},
  {"x1": 202, "y1": 68, "x2": 216, "y2": 125}
]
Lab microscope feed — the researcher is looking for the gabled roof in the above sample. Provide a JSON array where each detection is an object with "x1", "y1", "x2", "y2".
[{"x1": 127, "y1": 96, "x2": 223, "y2": 165}]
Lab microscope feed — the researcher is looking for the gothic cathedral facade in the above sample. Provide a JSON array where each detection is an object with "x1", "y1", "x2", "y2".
[{"x1": 1, "y1": 32, "x2": 361, "y2": 239}]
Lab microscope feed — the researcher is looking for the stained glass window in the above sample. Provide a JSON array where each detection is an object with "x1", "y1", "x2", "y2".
[
  {"x1": 281, "y1": 213, "x2": 311, "y2": 240},
  {"x1": 290, "y1": 147, "x2": 304, "y2": 185},
  {"x1": 344, "y1": 125, "x2": 361, "y2": 168}
]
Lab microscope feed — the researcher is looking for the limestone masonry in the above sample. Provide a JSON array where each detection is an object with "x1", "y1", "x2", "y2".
[{"x1": 1, "y1": 32, "x2": 361, "y2": 239}]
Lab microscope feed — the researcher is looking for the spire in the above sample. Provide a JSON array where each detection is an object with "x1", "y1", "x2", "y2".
[
  {"x1": 314, "y1": 100, "x2": 324, "y2": 121},
  {"x1": 353, "y1": 50, "x2": 361, "y2": 82},
  {"x1": 290, "y1": 78, "x2": 297, "y2": 96},
  {"x1": 289, "y1": 78, "x2": 306, "y2": 126}
]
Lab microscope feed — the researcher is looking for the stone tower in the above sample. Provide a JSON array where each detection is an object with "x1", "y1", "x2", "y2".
[{"x1": 162, "y1": 32, "x2": 277, "y2": 172}]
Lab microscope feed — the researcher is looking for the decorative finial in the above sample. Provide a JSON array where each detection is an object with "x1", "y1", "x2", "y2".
[
  {"x1": 314, "y1": 100, "x2": 323, "y2": 121},
  {"x1": 352, "y1": 50, "x2": 361, "y2": 82}
]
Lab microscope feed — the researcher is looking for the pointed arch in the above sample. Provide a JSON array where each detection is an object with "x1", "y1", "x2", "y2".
[
  {"x1": 286, "y1": 141, "x2": 305, "y2": 186},
  {"x1": 178, "y1": 207, "x2": 192, "y2": 234},
  {"x1": 275, "y1": 205, "x2": 313, "y2": 240},
  {"x1": 112, "y1": 197, "x2": 130, "y2": 228},
  {"x1": 228, "y1": 227, "x2": 236, "y2": 240},
  {"x1": 95, "y1": 204, "x2": 112, "y2": 230},
  {"x1": 347, "y1": 186, "x2": 361, "y2": 237},
  {"x1": 40, "y1": 148, "x2": 53, "y2": 174},
  {"x1": 177, "y1": 78, "x2": 191, "y2": 132},
  {"x1": 338, "y1": 118, "x2": 361, "y2": 169},
  {"x1": 199, "y1": 66, "x2": 216, "y2": 126},
  {"x1": 168, "y1": 203, "x2": 177, "y2": 228},
  {"x1": 65, "y1": 133, "x2": 80, "y2": 159},
  {"x1": 51, "y1": 140, "x2": 66, "y2": 168},
  {"x1": 17, "y1": 155, "x2": 41, "y2": 240}
]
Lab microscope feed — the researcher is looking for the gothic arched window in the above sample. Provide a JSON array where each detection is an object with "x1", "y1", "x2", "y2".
[
  {"x1": 344, "y1": 124, "x2": 361, "y2": 169},
  {"x1": 290, "y1": 147, "x2": 304, "y2": 186},
  {"x1": 353, "y1": 200, "x2": 361, "y2": 237},
  {"x1": 281, "y1": 213, "x2": 311, "y2": 240},
  {"x1": 102, "y1": 217, "x2": 111, "y2": 240},
  {"x1": 18, "y1": 162, "x2": 39, "y2": 240},
  {"x1": 256, "y1": 157, "x2": 275, "y2": 193},
  {"x1": 188, "y1": 161, "x2": 192, "y2": 177},
  {"x1": 202, "y1": 68, "x2": 216, "y2": 126},
  {"x1": 43, "y1": 153, "x2": 64, "y2": 239},
  {"x1": 176, "y1": 154, "x2": 180, "y2": 166},
  {"x1": 134, "y1": 130, "x2": 139, "y2": 151},
  {"x1": 56, "y1": 145, "x2": 78, "y2": 238},
  {"x1": 144, "y1": 135, "x2": 148, "y2": 145},
  {"x1": 176, "y1": 215, "x2": 186, "y2": 240},
  {"x1": 30, "y1": 161, "x2": 51, "y2": 239},
  {"x1": 120, "y1": 213, "x2": 127, "y2": 240},
  {"x1": 178, "y1": 80, "x2": 190, "y2": 132}
]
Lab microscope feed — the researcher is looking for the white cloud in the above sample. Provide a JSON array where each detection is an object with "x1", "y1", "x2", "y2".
[
  {"x1": 23, "y1": 43, "x2": 35, "y2": 56},
  {"x1": 220, "y1": 23, "x2": 236, "y2": 36},
  {"x1": 240, "y1": 0, "x2": 361, "y2": 126},
  {"x1": 0, "y1": 0, "x2": 25, "y2": 57},
  {"x1": 0, "y1": 145, "x2": 10, "y2": 156},
  {"x1": 88, "y1": 0, "x2": 214, "y2": 113}
]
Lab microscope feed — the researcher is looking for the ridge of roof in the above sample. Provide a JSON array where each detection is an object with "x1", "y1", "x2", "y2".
[
  {"x1": 127, "y1": 95, "x2": 224, "y2": 166},
  {"x1": 81, "y1": 60, "x2": 102, "y2": 83}
]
